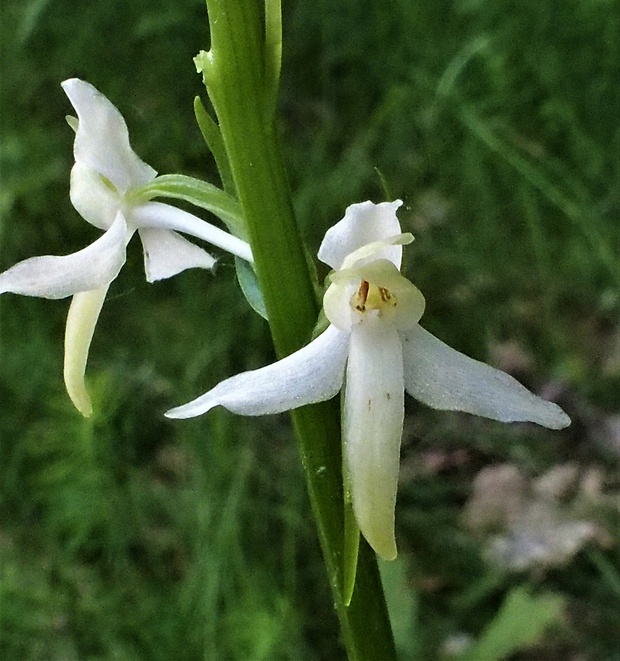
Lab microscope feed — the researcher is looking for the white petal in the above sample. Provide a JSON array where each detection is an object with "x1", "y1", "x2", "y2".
[
  {"x1": 165, "y1": 324, "x2": 348, "y2": 419},
  {"x1": 63, "y1": 285, "x2": 109, "y2": 417},
  {"x1": 402, "y1": 324, "x2": 571, "y2": 429},
  {"x1": 322, "y1": 276, "x2": 360, "y2": 332},
  {"x1": 69, "y1": 162, "x2": 120, "y2": 229},
  {"x1": 0, "y1": 213, "x2": 127, "y2": 299},
  {"x1": 139, "y1": 228, "x2": 216, "y2": 282},
  {"x1": 62, "y1": 79, "x2": 156, "y2": 192},
  {"x1": 317, "y1": 200, "x2": 404, "y2": 270},
  {"x1": 344, "y1": 320, "x2": 404, "y2": 561},
  {"x1": 339, "y1": 233, "x2": 413, "y2": 271},
  {"x1": 131, "y1": 202, "x2": 253, "y2": 263}
]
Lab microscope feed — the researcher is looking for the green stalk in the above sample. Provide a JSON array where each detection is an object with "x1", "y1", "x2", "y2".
[{"x1": 199, "y1": 1, "x2": 396, "y2": 658}]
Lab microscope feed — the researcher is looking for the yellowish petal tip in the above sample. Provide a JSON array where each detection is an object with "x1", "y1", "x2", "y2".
[
  {"x1": 77, "y1": 400, "x2": 93, "y2": 418},
  {"x1": 65, "y1": 115, "x2": 79, "y2": 133},
  {"x1": 363, "y1": 527, "x2": 398, "y2": 562},
  {"x1": 381, "y1": 548, "x2": 398, "y2": 562},
  {"x1": 66, "y1": 381, "x2": 93, "y2": 417}
]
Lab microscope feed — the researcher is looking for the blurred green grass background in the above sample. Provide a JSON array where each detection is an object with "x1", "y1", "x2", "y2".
[{"x1": 1, "y1": 0, "x2": 618, "y2": 659}]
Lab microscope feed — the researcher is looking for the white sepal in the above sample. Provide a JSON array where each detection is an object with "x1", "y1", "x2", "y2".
[
  {"x1": 165, "y1": 325, "x2": 349, "y2": 419},
  {"x1": 62, "y1": 78, "x2": 156, "y2": 192},
  {"x1": 402, "y1": 324, "x2": 571, "y2": 429},
  {"x1": 318, "y1": 200, "x2": 404, "y2": 270},
  {"x1": 0, "y1": 212, "x2": 127, "y2": 299},
  {"x1": 344, "y1": 319, "x2": 404, "y2": 561}
]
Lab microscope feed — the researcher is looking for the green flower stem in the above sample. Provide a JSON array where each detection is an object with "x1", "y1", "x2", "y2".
[{"x1": 200, "y1": 1, "x2": 396, "y2": 658}]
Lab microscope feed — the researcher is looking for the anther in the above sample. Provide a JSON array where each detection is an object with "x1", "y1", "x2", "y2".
[{"x1": 356, "y1": 280, "x2": 369, "y2": 311}]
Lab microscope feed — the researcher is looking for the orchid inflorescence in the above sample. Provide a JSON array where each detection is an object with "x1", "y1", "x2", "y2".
[{"x1": 0, "y1": 80, "x2": 569, "y2": 563}]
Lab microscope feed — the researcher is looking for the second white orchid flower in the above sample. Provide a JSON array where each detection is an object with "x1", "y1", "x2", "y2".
[
  {"x1": 166, "y1": 200, "x2": 570, "y2": 561},
  {"x1": 0, "y1": 79, "x2": 252, "y2": 416}
]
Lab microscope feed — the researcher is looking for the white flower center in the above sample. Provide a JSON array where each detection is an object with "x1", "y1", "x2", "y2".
[
  {"x1": 324, "y1": 259, "x2": 426, "y2": 332},
  {"x1": 352, "y1": 279, "x2": 397, "y2": 316}
]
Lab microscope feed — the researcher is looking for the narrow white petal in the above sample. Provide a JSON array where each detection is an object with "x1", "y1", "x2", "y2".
[
  {"x1": 344, "y1": 320, "x2": 404, "y2": 561},
  {"x1": 139, "y1": 228, "x2": 216, "y2": 282},
  {"x1": 166, "y1": 325, "x2": 348, "y2": 419},
  {"x1": 339, "y1": 233, "x2": 413, "y2": 271},
  {"x1": 402, "y1": 324, "x2": 571, "y2": 429},
  {"x1": 0, "y1": 213, "x2": 127, "y2": 299},
  {"x1": 317, "y1": 200, "x2": 403, "y2": 270},
  {"x1": 62, "y1": 79, "x2": 156, "y2": 192},
  {"x1": 322, "y1": 276, "x2": 360, "y2": 332},
  {"x1": 63, "y1": 285, "x2": 109, "y2": 417},
  {"x1": 69, "y1": 162, "x2": 120, "y2": 230},
  {"x1": 132, "y1": 202, "x2": 253, "y2": 263}
]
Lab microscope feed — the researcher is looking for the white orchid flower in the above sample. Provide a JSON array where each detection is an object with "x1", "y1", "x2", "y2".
[
  {"x1": 0, "y1": 78, "x2": 252, "y2": 417},
  {"x1": 166, "y1": 200, "x2": 570, "y2": 560}
]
